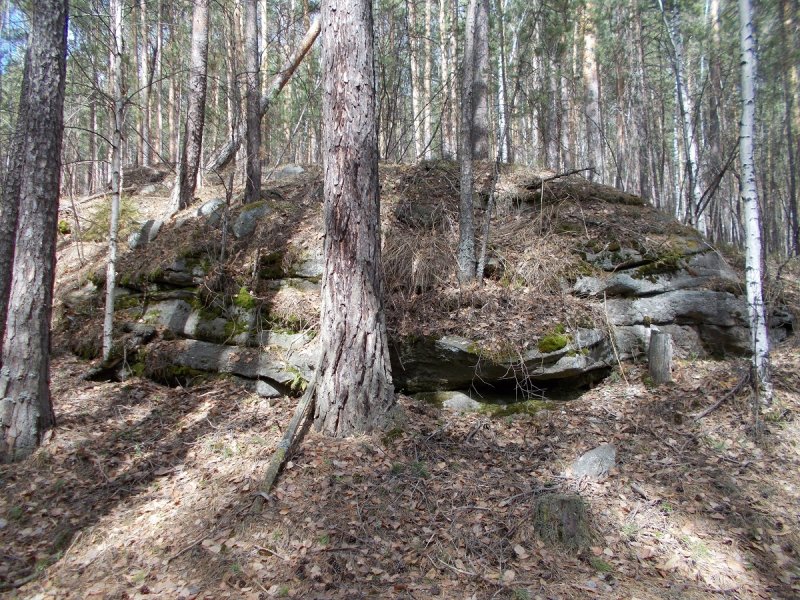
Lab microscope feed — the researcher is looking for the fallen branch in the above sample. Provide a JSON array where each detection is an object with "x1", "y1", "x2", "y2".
[
  {"x1": 693, "y1": 370, "x2": 751, "y2": 420},
  {"x1": 528, "y1": 166, "x2": 596, "y2": 189},
  {"x1": 250, "y1": 368, "x2": 319, "y2": 512},
  {"x1": 205, "y1": 16, "x2": 321, "y2": 173}
]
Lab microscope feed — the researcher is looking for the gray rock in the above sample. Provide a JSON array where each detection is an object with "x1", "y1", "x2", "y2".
[
  {"x1": 255, "y1": 380, "x2": 283, "y2": 398},
  {"x1": 196, "y1": 197, "x2": 227, "y2": 226},
  {"x1": 294, "y1": 248, "x2": 324, "y2": 279},
  {"x1": 573, "y1": 251, "x2": 739, "y2": 298},
  {"x1": 150, "y1": 339, "x2": 297, "y2": 385},
  {"x1": 392, "y1": 329, "x2": 614, "y2": 393},
  {"x1": 127, "y1": 219, "x2": 163, "y2": 249},
  {"x1": 570, "y1": 444, "x2": 616, "y2": 479},
  {"x1": 233, "y1": 201, "x2": 269, "y2": 239},
  {"x1": 441, "y1": 392, "x2": 483, "y2": 413},
  {"x1": 269, "y1": 164, "x2": 305, "y2": 179}
]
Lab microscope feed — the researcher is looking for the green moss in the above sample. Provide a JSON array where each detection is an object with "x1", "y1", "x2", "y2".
[
  {"x1": 381, "y1": 427, "x2": 405, "y2": 446},
  {"x1": 234, "y1": 286, "x2": 256, "y2": 309},
  {"x1": 129, "y1": 362, "x2": 146, "y2": 377},
  {"x1": 57, "y1": 220, "x2": 71, "y2": 235},
  {"x1": 241, "y1": 200, "x2": 267, "y2": 211},
  {"x1": 114, "y1": 295, "x2": 142, "y2": 310},
  {"x1": 538, "y1": 333, "x2": 570, "y2": 353},
  {"x1": 142, "y1": 309, "x2": 162, "y2": 324},
  {"x1": 224, "y1": 318, "x2": 248, "y2": 338},
  {"x1": 633, "y1": 249, "x2": 686, "y2": 282}
]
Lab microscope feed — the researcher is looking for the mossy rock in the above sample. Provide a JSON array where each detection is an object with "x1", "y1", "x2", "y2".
[
  {"x1": 233, "y1": 286, "x2": 257, "y2": 310},
  {"x1": 538, "y1": 333, "x2": 570, "y2": 353}
]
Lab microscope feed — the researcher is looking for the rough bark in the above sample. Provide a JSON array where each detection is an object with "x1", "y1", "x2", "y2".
[
  {"x1": 0, "y1": 49, "x2": 30, "y2": 350},
  {"x1": 0, "y1": 0, "x2": 67, "y2": 462},
  {"x1": 314, "y1": 0, "x2": 395, "y2": 436},
  {"x1": 457, "y1": 0, "x2": 478, "y2": 283},
  {"x1": 472, "y1": 0, "x2": 490, "y2": 160},
  {"x1": 738, "y1": 0, "x2": 773, "y2": 405},
  {"x1": 244, "y1": 0, "x2": 262, "y2": 204},
  {"x1": 205, "y1": 17, "x2": 321, "y2": 174},
  {"x1": 168, "y1": 0, "x2": 209, "y2": 214},
  {"x1": 138, "y1": 0, "x2": 151, "y2": 166}
]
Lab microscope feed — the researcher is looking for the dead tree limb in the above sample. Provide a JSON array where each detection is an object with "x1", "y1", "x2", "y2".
[
  {"x1": 693, "y1": 369, "x2": 750, "y2": 420},
  {"x1": 250, "y1": 368, "x2": 319, "y2": 513},
  {"x1": 206, "y1": 16, "x2": 321, "y2": 173}
]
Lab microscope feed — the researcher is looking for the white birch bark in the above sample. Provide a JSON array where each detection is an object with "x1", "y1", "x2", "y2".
[
  {"x1": 407, "y1": 0, "x2": 422, "y2": 160},
  {"x1": 103, "y1": 0, "x2": 124, "y2": 362},
  {"x1": 738, "y1": 0, "x2": 773, "y2": 405},
  {"x1": 423, "y1": 0, "x2": 433, "y2": 158}
]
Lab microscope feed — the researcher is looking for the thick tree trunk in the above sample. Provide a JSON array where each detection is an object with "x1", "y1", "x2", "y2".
[
  {"x1": 244, "y1": 0, "x2": 262, "y2": 204},
  {"x1": 738, "y1": 0, "x2": 773, "y2": 405},
  {"x1": 168, "y1": 0, "x2": 209, "y2": 213},
  {"x1": 0, "y1": 0, "x2": 67, "y2": 462},
  {"x1": 314, "y1": 0, "x2": 395, "y2": 436}
]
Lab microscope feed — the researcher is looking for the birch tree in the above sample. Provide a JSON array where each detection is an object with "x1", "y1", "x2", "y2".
[
  {"x1": 102, "y1": 0, "x2": 124, "y2": 362},
  {"x1": 168, "y1": 0, "x2": 210, "y2": 214},
  {"x1": 738, "y1": 0, "x2": 773, "y2": 406}
]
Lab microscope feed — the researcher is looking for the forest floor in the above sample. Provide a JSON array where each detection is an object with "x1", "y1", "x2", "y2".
[
  {"x1": 2, "y1": 165, "x2": 800, "y2": 598},
  {"x1": 1, "y1": 342, "x2": 800, "y2": 599}
]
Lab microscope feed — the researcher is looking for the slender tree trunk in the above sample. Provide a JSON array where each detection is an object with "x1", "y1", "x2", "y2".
[
  {"x1": 423, "y1": 0, "x2": 433, "y2": 158},
  {"x1": 244, "y1": 0, "x2": 262, "y2": 203},
  {"x1": 138, "y1": 0, "x2": 151, "y2": 166},
  {"x1": 457, "y1": 0, "x2": 478, "y2": 283},
  {"x1": 0, "y1": 0, "x2": 67, "y2": 462},
  {"x1": 155, "y1": 0, "x2": 164, "y2": 161},
  {"x1": 315, "y1": 0, "x2": 395, "y2": 436},
  {"x1": 583, "y1": 1, "x2": 602, "y2": 181},
  {"x1": 496, "y1": 0, "x2": 508, "y2": 163},
  {"x1": 168, "y1": 0, "x2": 209, "y2": 213},
  {"x1": 103, "y1": 0, "x2": 124, "y2": 362},
  {"x1": 779, "y1": 0, "x2": 799, "y2": 254},
  {"x1": 407, "y1": 0, "x2": 422, "y2": 160},
  {"x1": 439, "y1": 0, "x2": 453, "y2": 158},
  {"x1": 472, "y1": 0, "x2": 489, "y2": 160},
  {"x1": 738, "y1": 0, "x2": 773, "y2": 406}
]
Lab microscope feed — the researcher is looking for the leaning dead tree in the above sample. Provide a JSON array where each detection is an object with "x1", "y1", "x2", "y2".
[{"x1": 205, "y1": 16, "x2": 321, "y2": 174}]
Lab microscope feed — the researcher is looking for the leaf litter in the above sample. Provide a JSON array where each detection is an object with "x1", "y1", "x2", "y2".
[{"x1": 0, "y1": 340, "x2": 799, "y2": 599}]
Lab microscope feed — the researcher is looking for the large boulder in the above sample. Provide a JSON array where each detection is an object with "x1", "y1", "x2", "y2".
[{"x1": 232, "y1": 201, "x2": 269, "y2": 239}]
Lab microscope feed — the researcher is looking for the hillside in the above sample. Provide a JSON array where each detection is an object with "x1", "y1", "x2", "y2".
[{"x1": 1, "y1": 163, "x2": 799, "y2": 598}]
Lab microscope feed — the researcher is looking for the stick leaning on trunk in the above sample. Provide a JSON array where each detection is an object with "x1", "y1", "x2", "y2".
[{"x1": 251, "y1": 367, "x2": 319, "y2": 513}]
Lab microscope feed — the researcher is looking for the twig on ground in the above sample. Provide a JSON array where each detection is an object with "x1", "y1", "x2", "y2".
[{"x1": 693, "y1": 370, "x2": 751, "y2": 419}]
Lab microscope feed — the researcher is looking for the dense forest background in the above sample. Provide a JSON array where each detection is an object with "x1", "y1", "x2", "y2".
[{"x1": 1, "y1": 0, "x2": 797, "y2": 257}]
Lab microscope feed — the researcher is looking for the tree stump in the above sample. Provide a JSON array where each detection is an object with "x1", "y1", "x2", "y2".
[
  {"x1": 532, "y1": 493, "x2": 591, "y2": 551},
  {"x1": 648, "y1": 330, "x2": 673, "y2": 384}
]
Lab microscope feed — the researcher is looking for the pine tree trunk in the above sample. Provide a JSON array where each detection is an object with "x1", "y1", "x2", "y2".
[
  {"x1": 314, "y1": 0, "x2": 395, "y2": 436},
  {"x1": 244, "y1": 0, "x2": 261, "y2": 203},
  {"x1": 0, "y1": 50, "x2": 30, "y2": 350},
  {"x1": 583, "y1": 1, "x2": 602, "y2": 181},
  {"x1": 472, "y1": 0, "x2": 490, "y2": 160},
  {"x1": 138, "y1": 0, "x2": 151, "y2": 166},
  {"x1": 738, "y1": 0, "x2": 773, "y2": 405},
  {"x1": 457, "y1": 0, "x2": 478, "y2": 283},
  {"x1": 0, "y1": 0, "x2": 67, "y2": 462}
]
